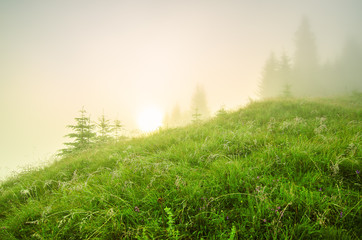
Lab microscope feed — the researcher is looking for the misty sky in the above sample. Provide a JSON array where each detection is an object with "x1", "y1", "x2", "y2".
[{"x1": 1, "y1": 0, "x2": 361, "y2": 180}]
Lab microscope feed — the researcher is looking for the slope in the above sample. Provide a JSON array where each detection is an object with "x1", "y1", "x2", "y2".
[{"x1": 0, "y1": 95, "x2": 361, "y2": 239}]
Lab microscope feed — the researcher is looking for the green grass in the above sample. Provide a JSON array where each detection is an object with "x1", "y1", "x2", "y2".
[{"x1": 1, "y1": 95, "x2": 361, "y2": 239}]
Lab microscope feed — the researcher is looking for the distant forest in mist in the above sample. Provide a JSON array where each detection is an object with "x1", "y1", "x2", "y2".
[
  {"x1": 259, "y1": 17, "x2": 362, "y2": 99},
  {"x1": 165, "y1": 17, "x2": 362, "y2": 128}
]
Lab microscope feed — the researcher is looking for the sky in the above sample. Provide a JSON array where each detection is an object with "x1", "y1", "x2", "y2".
[{"x1": 1, "y1": 0, "x2": 361, "y2": 180}]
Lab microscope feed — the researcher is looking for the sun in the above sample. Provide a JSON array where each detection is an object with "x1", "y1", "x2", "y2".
[{"x1": 137, "y1": 106, "x2": 163, "y2": 132}]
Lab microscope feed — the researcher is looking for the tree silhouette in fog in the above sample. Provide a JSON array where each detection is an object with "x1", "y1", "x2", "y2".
[
  {"x1": 163, "y1": 86, "x2": 210, "y2": 127},
  {"x1": 293, "y1": 16, "x2": 320, "y2": 96},
  {"x1": 112, "y1": 119, "x2": 123, "y2": 142},
  {"x1": 259, "y1": 52, "x2": 279, "y2": 98},
  {"x1": 163, "y1": 103, "x2": 184, "y2": 127},
  {"x1": 96, "y1": 112, "x2": 112, "y2": 143},
  {"x1": 190, "y1": 84, "x2": 210, "y2": 120},
  {"x1": 279, "y1": 52, "x2": 292, "y2": 98},
  {"x1": 259, "y1": 52, "x2": 293, "y2": 98},
  {"x1": 259, "y1": 16, "x2": 325, "y2": 98},
  {"x1": 337, "y1": 38, "x2": 362, "y2": 92},
  {"x1": 259, "y1": 16, "x2": 362, "y2": 99},
  {"x1": 294, "y1": 17, "x2": 318, "y2": 72}
]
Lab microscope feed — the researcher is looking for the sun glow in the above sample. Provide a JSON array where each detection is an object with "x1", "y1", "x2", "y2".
[{"x1": 137, "y1": 106, "x2": 163, "y2": 132}]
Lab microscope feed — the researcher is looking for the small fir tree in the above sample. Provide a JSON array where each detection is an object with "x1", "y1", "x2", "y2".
[
  {"x1": 112, "y1": 119, "x2": 123, "y2": 141},
  {"x1": 96, "y1": 112, "x2": 112, "y2": 143},
  {"x1": 190, "y1": 84, "x2": 210, "y2": 120},
  {"x1": 61, "y1": 107, "x2": 96, "y2": 155},
  {"x1": 216, "y1": 105, "x2": 227, "y2": 117},
  {"x1": 191, "y1": 107, "x2": 202, "y2": 124}
]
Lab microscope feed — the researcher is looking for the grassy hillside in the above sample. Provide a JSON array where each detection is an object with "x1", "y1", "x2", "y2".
[{"x1": 1, "y1": 95, "x2": 361, "y2": 239}]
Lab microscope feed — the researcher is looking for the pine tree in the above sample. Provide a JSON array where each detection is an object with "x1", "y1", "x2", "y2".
[
  {"x1": 96, "y1": 112, "x2": 112, "y2": 143},
  {"x1": 216, "y1": 105, "x2": 227, "y2": 117},
  {"x1": 61, "y1": 107, "x2": 96, "y2": 155},
  {"x1": 337, "y1": 38, "x2": 362, "y2": 93},
  {"x1": 259, "y1": 52, "x2": 279, "y2": 99},
  {"x1": 293, "y1": 16, "x2": 320, "y2": 96},
  {"x1": 112, "y1": 119, "x2": 123, "y2": 141},
  {"x1": 294, "y1": 17, "x2": 318, "y2": 71},
  {"x1": 190, "y1": 84, "x2": 210, "y2": 120},
  {"x1": 279, "y1": 52, "x2": 293, "y2": 97},
  {"x1": 191, "y1": 107, "x2": 202, "y2": 124}
]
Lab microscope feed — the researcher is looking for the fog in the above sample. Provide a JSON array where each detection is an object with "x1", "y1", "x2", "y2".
[{"x1": 1, "y1": 0, "x2": 361, "y2": 180}]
